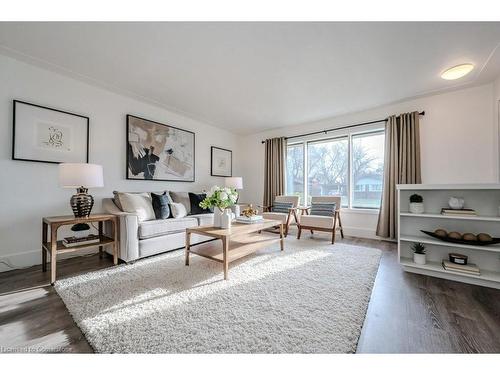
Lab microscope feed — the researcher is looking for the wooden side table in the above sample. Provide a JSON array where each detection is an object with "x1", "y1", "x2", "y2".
[{"x1": 42, "y1": 214, "x2": 118, "y2": 285}]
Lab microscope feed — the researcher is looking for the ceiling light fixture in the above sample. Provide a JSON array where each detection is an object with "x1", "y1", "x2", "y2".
[{"x1": 441, "y1": 63, "x2": 474, "y2": 80}]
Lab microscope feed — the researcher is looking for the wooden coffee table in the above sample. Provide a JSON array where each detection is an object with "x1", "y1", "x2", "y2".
[{"x1": 185, "y1": 219, "x2": 284, "y2": 280}]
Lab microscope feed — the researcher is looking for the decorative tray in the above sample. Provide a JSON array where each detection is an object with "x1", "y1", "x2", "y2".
[{"x1": 420, "y1": 230, "x2": 500, "y2": 246}]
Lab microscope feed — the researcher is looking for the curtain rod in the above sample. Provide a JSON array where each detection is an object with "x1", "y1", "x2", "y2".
[{"x1": 261, "y1": 111, "x2": 425, "y2": 144}]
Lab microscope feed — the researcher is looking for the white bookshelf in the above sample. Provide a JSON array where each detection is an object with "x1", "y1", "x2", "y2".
[{"x1": 397, "y1": 184, "x2": 500, "y2": 289}]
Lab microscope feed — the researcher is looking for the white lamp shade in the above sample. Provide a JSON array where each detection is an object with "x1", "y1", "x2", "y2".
[
  {"x1": 225, "y1": 177, "x2": 243, "y2": 189},
  {"x1": 59, "y1": 163, "x2": 104, "y2": 188}
]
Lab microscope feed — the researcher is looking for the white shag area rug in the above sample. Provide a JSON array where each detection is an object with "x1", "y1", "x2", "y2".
[{"x1": 55, "y1": 237, "x2": 381, "y2": 353}]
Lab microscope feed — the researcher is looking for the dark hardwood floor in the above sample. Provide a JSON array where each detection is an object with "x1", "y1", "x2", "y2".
[{"x1": 1, "y1": 234, "x2": 499, "y2": 353}]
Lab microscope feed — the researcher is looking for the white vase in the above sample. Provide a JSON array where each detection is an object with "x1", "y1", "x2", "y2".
[
  {"x1": 413, "y1": 253, "x2": 426, "y2": 265},
  {"x1": 448, "y1": 196, "x2": 465, "y2": 210},
  {"x1": 221, "y1": 208, "x2": 232, "y2": 229},
  {"x1": 213, "y1": 207, "x2": 223, "y2": 227},
  {"x1": 409, "y1": 202, "x2": 424, "y2": 214}
]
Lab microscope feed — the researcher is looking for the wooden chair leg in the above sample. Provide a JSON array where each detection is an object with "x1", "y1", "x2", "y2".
[
  {"x1": 332, "y1": 213, "x2": 338, "y2": 244},
  {"x1": 310, "y1": 230, "x2": 314, "y2": 235},
  {"x1": 337, "y1": 211, "x2": 345, "y2": 238},
  {"x1": 284, "y1": 212, "x2": 292, "y2": 237},
  {"x1": 297, "y1": 225, "x2": 302, "y2": 239}
]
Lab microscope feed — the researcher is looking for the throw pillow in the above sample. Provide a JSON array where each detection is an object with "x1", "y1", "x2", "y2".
[
  {"x1": 151, "y1": 192, "x2": 171, "y2": 219},
  {"x1": 272, "y1": 201, "x2": 293, "y2": 213},
  {"x1": 169, "y1": 191, "x2": 191, "y2": 215},
  {"x1": 310, "y1": 202, "x2": 337, "y2": 217},
  {"x1": 189, "y1": 193, "x2": 211, "y2": 215},
  {"x1": 117, "y1": 192, "x2": 156, "y2": 221},
  {"x1": 170, "y1": 202, "x2": 188, "y2": 218}
]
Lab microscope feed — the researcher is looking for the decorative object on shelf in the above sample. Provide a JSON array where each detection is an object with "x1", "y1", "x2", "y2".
[
  {"x1": 448, "y1": 231, "x2": 462, "y2": 240},
  {"x1": 441, "y1": 207, "x2": 476, "y2": 216},
  {"x1": 62, "y1": 234, "x2": 100, "y2": 247},
  {"x1": 221, "y1": 208, "x2": 232, "y2": 229},
  {"x1": 434, "y1": 228, "x2": 448, "y2": 237},
  {"x1": 199, "y1": 186, "x2": 238, "y2": 228},
  {"x1": 12, "y1": 100, "x2": 89, "y2": 164},
  {"x1": 449, "y1": 253, "x2": 468, "y2": 265},
  {"x1": 448, "y1": 196, "x2": 465, "y2": 210},
  {"x1": 59, "y1": 163, "x2": 104, "y2": 218},
  {"x1": 211, "y1": 146, "x2": 232, "y2": 177},
  {"x1": 412, "y1": 242, "x2": 426, "y2": 265},
  {"x1": 70, "y1": 222, "x2": 91, "y2": 238},
  {"x1": 409, "y1": 194, "x2": 424, "y2": 214},
  {"x1": 126, "y1": 114, "x2": 195, "y2": 182},
  {"x1": 462, "y1": 233, "x2": 477, "y2": 241},
  {"x1": 421, "y1": 230, "x2": 500, "y2": 246},
  {"x1": 242, "y1": 204, "x2": 259, "y2": 218}
]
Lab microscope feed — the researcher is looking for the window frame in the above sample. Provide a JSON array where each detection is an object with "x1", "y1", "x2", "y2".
[{"x1": 285, "y1": 126, "x2": 385, "y2": 211}]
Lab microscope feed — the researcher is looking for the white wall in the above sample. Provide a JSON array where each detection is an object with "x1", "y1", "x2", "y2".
[
  {"x1": 239, "y1": 83, "x2": 498, "y2": 239},
  {"x1": 0, "y1": 54, "x2": 242, "y2": 271}
]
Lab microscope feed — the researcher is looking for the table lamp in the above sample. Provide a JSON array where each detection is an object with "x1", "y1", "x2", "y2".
[
  {"x1": 59, "y1": 163, "x2": 104, "y2": 218},
  {"x1": 225, "y1": 177, "x2": 243, "y2": 203}
]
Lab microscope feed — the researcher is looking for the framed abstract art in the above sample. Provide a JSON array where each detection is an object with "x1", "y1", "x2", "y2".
[
  {"x1": 12, "y1": 100, "x2": 89, "y2": 164},
  {"x1": 126, "y1": 114, "x2": 195, "y2": 182},
  {"x1": 210, "y1": 146, "x2": 232, "y2": 177}
]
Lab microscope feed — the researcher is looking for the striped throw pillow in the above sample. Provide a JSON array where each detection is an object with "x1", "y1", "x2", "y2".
[
  {"x1": 310, "y1": 202, "x2": 336, "y2": 217},
  {"x1": 272, "y1": 201, "x2": 293, "y2": 213}
]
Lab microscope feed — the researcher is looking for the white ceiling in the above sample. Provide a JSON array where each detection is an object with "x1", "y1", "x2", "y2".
[{"x1": 1, "y1": 22, "x2": 500, "y2": 135}]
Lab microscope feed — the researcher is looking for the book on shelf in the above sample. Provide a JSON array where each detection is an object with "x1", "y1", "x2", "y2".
[
  {"x1": 236, "y1": 215, "x2": 263, "y2": 222},
  {"x1": 442, "y1": 260, "x2": 481, "y2": 275},
  {"x1": 440, "y1": 208, "x2": 477, "y2": 216},
  {"x1": 62, "y1": 234, "x2": 100, "y2": 247}
]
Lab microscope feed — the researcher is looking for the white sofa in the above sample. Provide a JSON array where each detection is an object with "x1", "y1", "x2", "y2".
[{"x1": 102, "y1": 192, "x2": 218, "y2": 263}]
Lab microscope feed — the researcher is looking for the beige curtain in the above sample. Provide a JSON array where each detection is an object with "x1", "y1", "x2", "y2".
[
  {"x1": 376, "y1": 111, "x2": 421, "y2": 239},
  {"x1": 263, "y1": 137, "x2": 287, "y2": 207}
]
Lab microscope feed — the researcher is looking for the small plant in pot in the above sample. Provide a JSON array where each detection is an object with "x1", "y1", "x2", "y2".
[
  {"x1": 409, "y1": 194, "x2": 424, "y2": 214},
  {"x1": 412, "y1": 242, "x2": 426, "y2": 265}
]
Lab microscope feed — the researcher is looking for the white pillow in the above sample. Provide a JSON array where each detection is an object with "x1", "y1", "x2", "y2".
[
  {"x1": 170, "y1": 202, "x2": 187, "y2": 218},
  {"x1": 117, "y1": 192, "x2": 156, "y2": 221}
]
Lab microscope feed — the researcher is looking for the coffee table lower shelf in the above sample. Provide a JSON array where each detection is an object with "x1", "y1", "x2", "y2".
[
  {"x1": 189, "y1": 234, "x2": 281, "y2": 263},
  {"x1": 185, "y1": 220, "x2": 284, "y2": 280}
]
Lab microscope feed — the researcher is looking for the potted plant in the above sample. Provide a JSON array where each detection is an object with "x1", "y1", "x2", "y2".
[
  {"x1": 200, "y1": 186, "x2": 238, "y2": 228},
  {"x1": 412, "y1": 242, "x2": 426, "y2": 265},
  {"x1": 409, "y1": 194, "x2": 424, "y2": 214}
]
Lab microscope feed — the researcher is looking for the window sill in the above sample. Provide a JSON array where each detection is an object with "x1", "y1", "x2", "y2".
[{"x1": 340, "y1": 208, "x2": 380, "y2": 215}]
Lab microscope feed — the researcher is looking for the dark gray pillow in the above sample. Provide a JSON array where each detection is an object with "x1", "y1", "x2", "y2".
[
  {"x1": 151, "y1": 192, "x2": 171, "y2": 219},
  {"x1": 272, "y1": 201, "x2": 293, "y2": 213},
  {"x1": 310, "y1": 202, "x2": 336, "y2": 217}
]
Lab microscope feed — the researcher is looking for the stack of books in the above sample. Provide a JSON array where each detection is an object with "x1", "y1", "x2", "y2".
[
  {"x1": 236, "y1": 215, "x2": 263, "y2": 224},
  {"x1": 442, "y1": 260, "x2": 481, "y2": 276},
  {"x1": 441, "y1": 208, "x2": 477, "y2": 216},
  {"x1": 62, "y1": 234, "x2": 100, "y2": 247}
]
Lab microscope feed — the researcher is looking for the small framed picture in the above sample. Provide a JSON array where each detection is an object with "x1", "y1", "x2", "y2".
[
  {"x1": 211, "y1": 146, "x2": 232, "y2": 177},
  {"x1": 12, "y1": 100, "x2": 89, "y2": 164}
]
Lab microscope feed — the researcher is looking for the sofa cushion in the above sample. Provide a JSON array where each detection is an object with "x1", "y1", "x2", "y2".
[
  {"x1": 189, "y1": 213, "x2": 214, "y2": 226},
  {"x1": 151, "y1": 191, "x2": 172, "y2": 219},
  {"x1": 138, "y1": 217, "x2": 198, "y2": 239},
  {"x1": 170, "y1": 191, "x2": 191, "y2": 214},
  {"x1": 117, "y1": 192, "x2": 155, "y2": 221},
  {"x1": 170, "y1": 202, "x2": 188, "y2": 218},
  {"x1": 189, "y1": 192, "x2": 211, "y2": 215}
]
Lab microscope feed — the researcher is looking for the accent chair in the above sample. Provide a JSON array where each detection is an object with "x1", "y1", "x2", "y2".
[
  {"x1": 259, "y1": 195, "x2": 300, "y2": 237},
  {"x1": 297, "y1": 196, "x2": 344, "y2": 244}
]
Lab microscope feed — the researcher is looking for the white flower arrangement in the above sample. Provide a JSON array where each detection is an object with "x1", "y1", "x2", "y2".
[{"x1": 200, "y1": 185, "x2": 238, "y2": 210}]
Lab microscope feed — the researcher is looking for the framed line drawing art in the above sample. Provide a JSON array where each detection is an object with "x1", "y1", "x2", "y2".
[
  {"x1": 12, "y1": 100, "x2": 89, "y2": 164},
  {"x1": 211, "y1": 146, "x2": 232, "y2": 177},
  {"x1": 126, "y1": 114, "x2": 195, "y2": 182}
]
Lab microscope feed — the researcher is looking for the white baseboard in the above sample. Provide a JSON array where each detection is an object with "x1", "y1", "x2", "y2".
[
  {"x1": 342, "y1": 226, "x2": 379, "y2": 240},
  {"x1": 0, "y1": 248, "x2": 99, "y2": 273}
]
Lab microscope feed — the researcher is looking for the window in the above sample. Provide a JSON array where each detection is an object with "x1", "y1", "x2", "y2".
[
  {"x1": 286, "y1": 143, "x2": 304, "y2": 203},
  {"x1": 286, "y1": 129, "x2": 385, "y2": 209},
  {"x1": 351, "y1": 131, "x2": 385, "y2": 208},
  {"x1": 307, "y1": 137, "x2": 348, "y2": 207}
]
